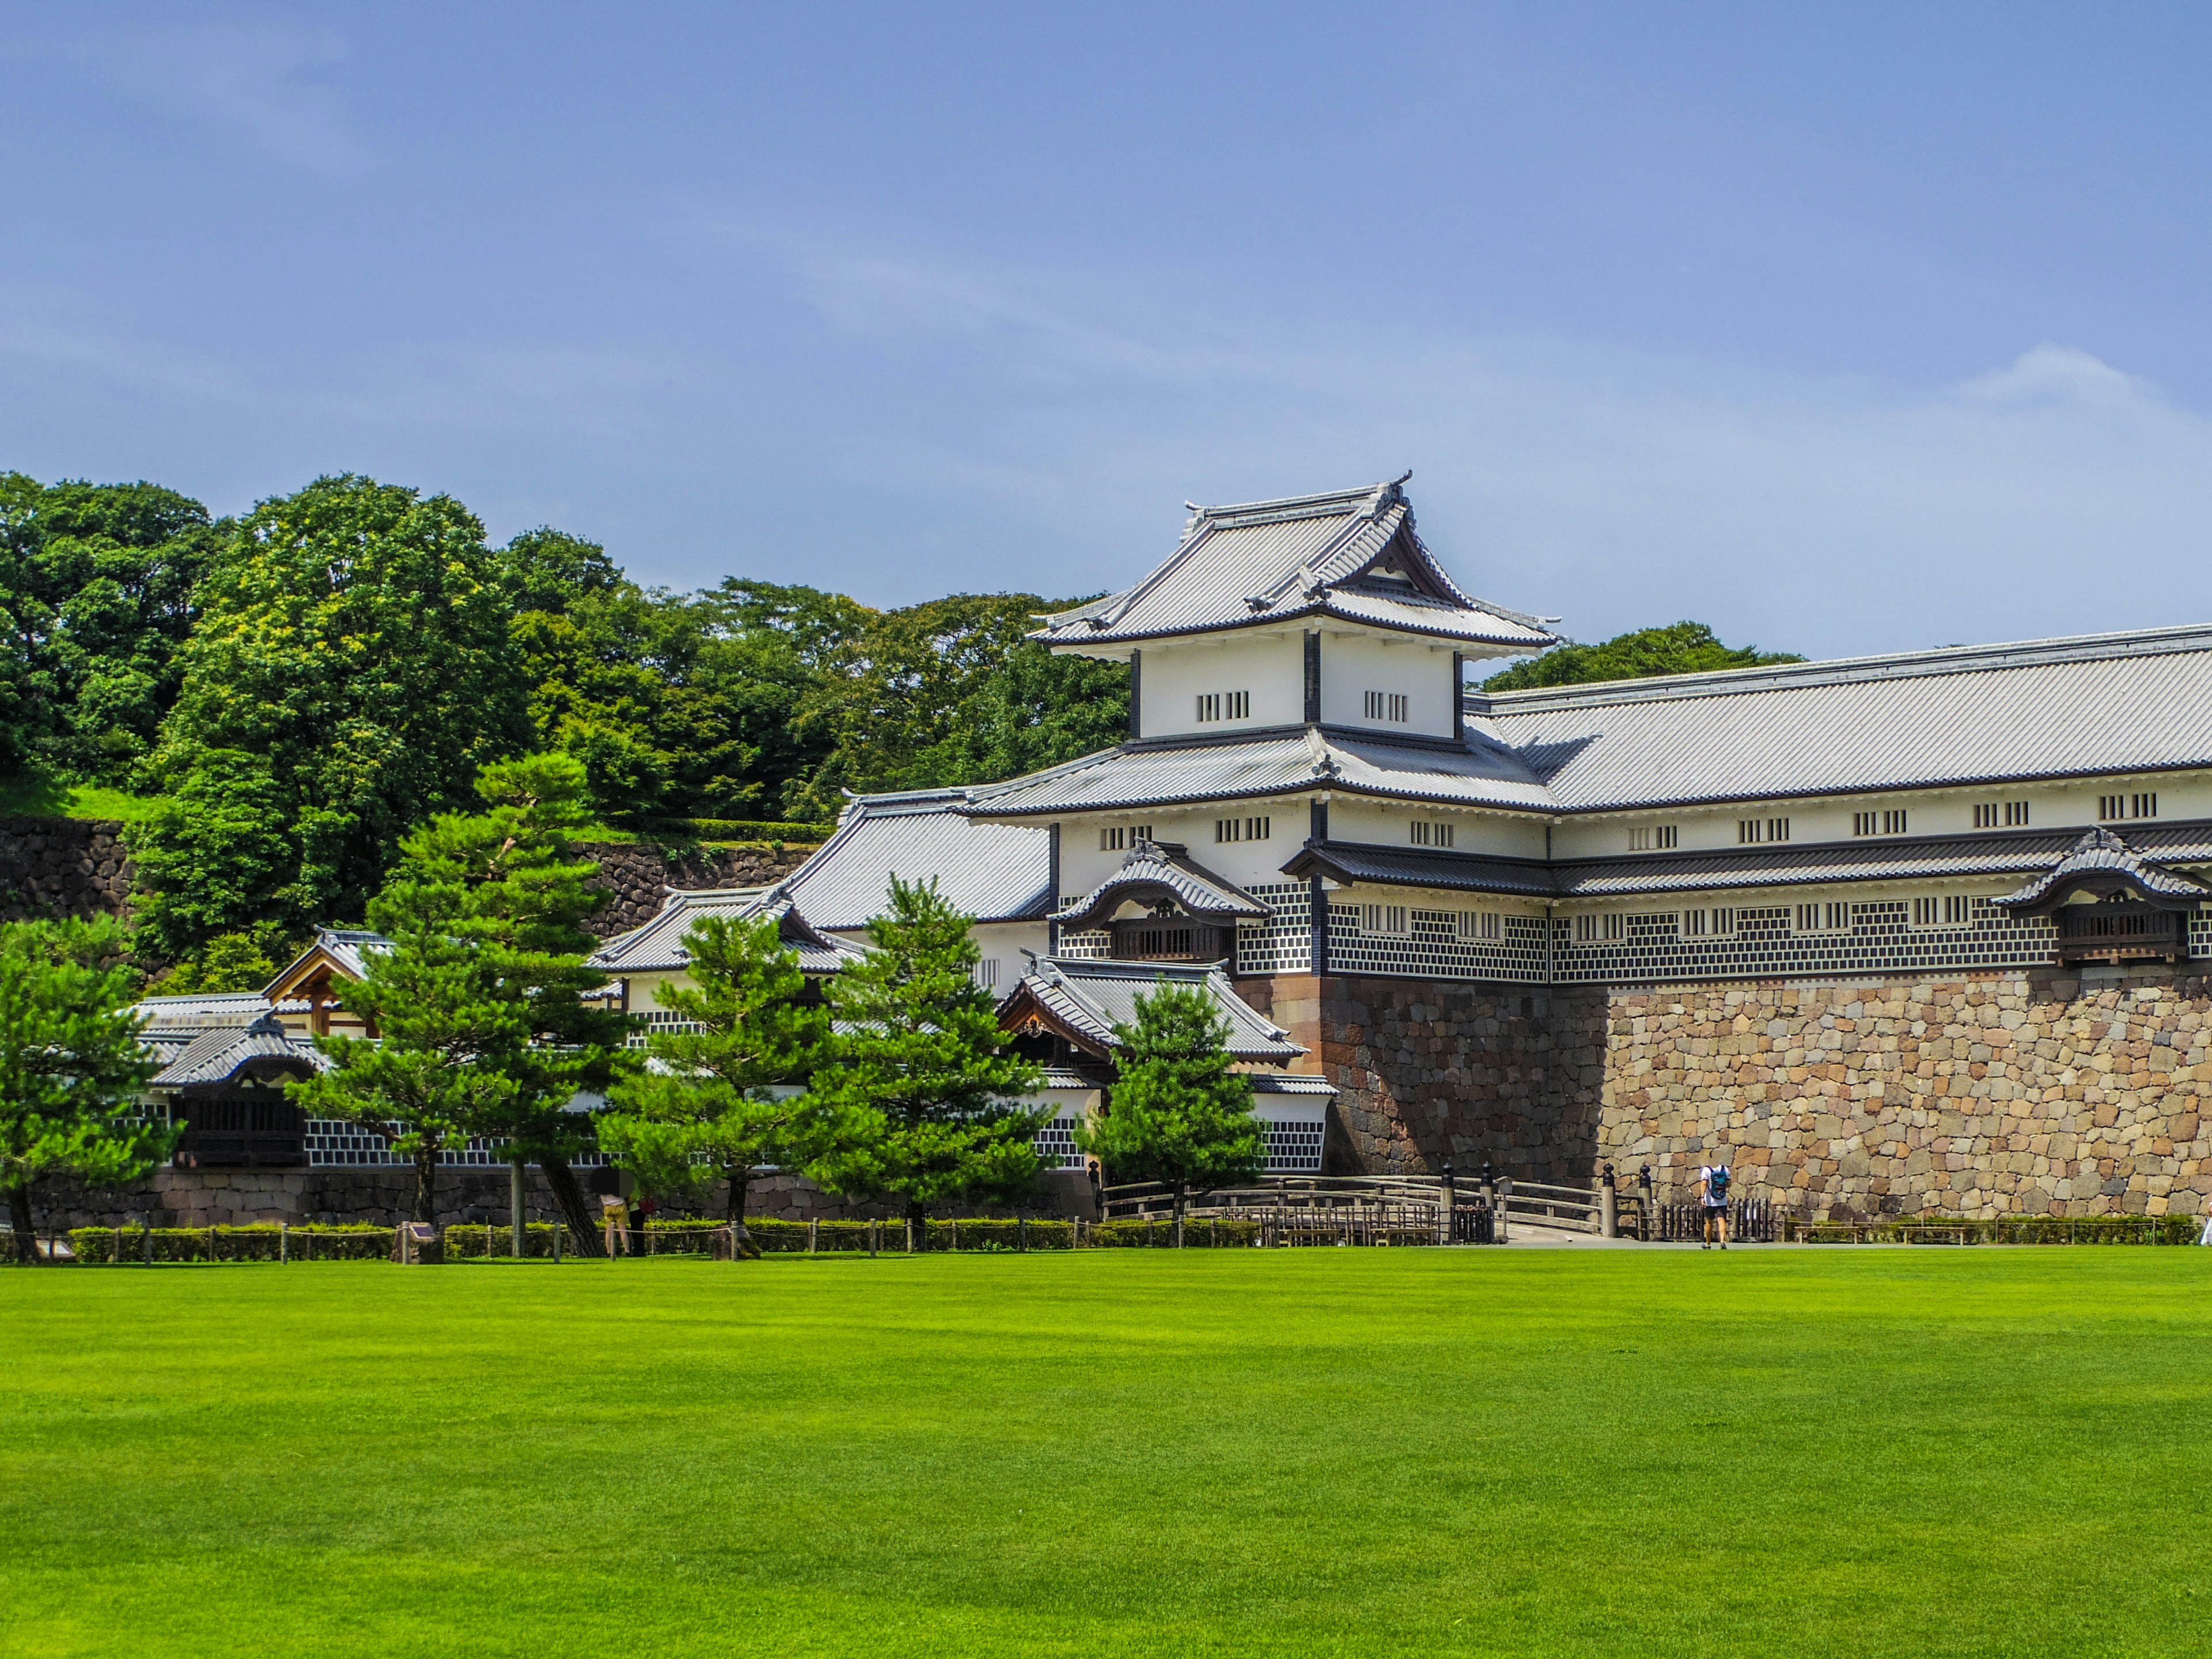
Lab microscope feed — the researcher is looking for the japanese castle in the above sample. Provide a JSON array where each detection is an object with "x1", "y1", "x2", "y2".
[{"x1": 771, "y1": 475, "x2": 2212, "y2": 1194}]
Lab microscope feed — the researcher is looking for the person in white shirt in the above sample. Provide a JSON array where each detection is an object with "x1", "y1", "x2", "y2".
[{"x1": 1698, "y1": 1157, "x2": 1733, "y2": 1250}]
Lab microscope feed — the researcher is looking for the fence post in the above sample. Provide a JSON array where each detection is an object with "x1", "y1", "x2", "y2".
[
  {"x1": 280, "y1": 1222, "x2": 289, "y2": 1264},
  {"x1": 1600, "y1": 1163, "x2": 1618, "y2": 1239},
  {"x1": 904, "y1": 1218, "x2": 914, "y2": 1254},
  {"x1": 553, "y1": 1223, "x2": 562, "y2": 1263},
  {"x1": 808, "y1": 1219, "x2": 818, "y2": 1255},
  {"x1": 951, "y1": 1218, "x2": 959, "y2": 1253},
  {"x1": 1018, "y1": 1215, "x2": 1028, "y2": 1252}
]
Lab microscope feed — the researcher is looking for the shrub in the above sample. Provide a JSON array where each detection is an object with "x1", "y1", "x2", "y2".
[
  {"x1": 442, "y1": 1222, "x2": 578, "y2": 1260},
  {"x1": 669, "y1": 1217, "x2": 1080, "y2": 1253},
  {"x1": 1786, "y1": 1214, "x2": 2202, "y2": 1246},
  {"x1": 1089, "y1": 1218, "x2": 1261, "y2": 1249},
  {"x1": 68, "y1": 1225, "x2": 396, "y2": 1263}
]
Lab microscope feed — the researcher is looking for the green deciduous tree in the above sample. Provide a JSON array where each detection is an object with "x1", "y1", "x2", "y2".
[
  {"x1": 0, "y1": 474, "x2": 218, "y2": 785},
  {"x1": 130, "y1": 474, "x2": 531, "y2": 962},
  {"x1": 0, "y1": 916, "x2": 172, "y2": 1263},
  {"x1": 783, "y1": 593, "x2": 1127, "y2": 821},
  {"x1": 810, "y1": 874, "x2": 1044, "y2": 1230},
  {"x1": 599, "y1": 911, "x2": 847, "y2": 1253},
  {"x1": 291, "y1": 754, "x2": 627, "y2": 1232},
  {"x1": 1074, "y1": 981, "x2": 1262, "y2": 1237},
  {"x1": 1480, "y1": 622, "x2": 1801, "y2": 691}
]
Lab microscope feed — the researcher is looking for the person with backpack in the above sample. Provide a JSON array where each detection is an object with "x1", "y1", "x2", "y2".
[{"x1": 1698, "y1": 1156, "x2": 1733, "y2": 1249}]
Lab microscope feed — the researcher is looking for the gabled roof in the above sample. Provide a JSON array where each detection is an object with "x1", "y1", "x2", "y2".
[
  {"x1": 586, "y1": 886, "x2": 865, "y2": 974},
  {"x1": 964, "y1": 726, "x2": 1554, "y2": 819},
  {"x1": 152, "y1": 1013, "x2": 328, "y2": 1089},
  {"x1": 1055, "y1": 841, "x2": 1268, "y2": 930},
  {"x1": 1033, "y1": 478, "x2": 1556, "y2": 653},
  {"x1": 997, "y1": 956, "x2": 1304, "y2": 1063},
  {"x1": 1477, "y1": 622, "x2": 2212, "y2": 812},
  {"x1": 783, "y1": 787, "x2": 1055, "y2": 930},
  {"x1": 131, "y1": 990, "x2": 275, "y2": 1036},
  {"x1": 264, "y1": 929, "x2": 393, "y2": 1002},
  {"x1": 1994, "y1": 828, "x2": 2211, "y2": 914}
]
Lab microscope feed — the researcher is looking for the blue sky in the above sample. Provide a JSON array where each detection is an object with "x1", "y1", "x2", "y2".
[{"x1": 6, "y1": 2, "x2": 2211, "y2": 659}]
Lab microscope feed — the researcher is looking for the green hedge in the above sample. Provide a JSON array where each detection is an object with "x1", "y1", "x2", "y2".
[
  {"x1": 69, "y1": 1225, "x2": 396, "y2": 1263},
  {"x1": 442, "y1": 1223, "x2": 578, "y2": 1259},
  {"x1": 645, "y1": 1218, "x2": 1082, "y2": 1252},
  {"x1": 1091, "y1": 1218, "x2": 1262, "y2": 1248},
  {"x1": 1787, "y1": 1214, "x2": 2203, "y2": 1246}
]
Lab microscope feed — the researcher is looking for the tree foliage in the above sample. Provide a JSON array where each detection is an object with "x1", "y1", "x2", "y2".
[
  {"x1": 1480, "y1": 622, "x2": 1802, "y2": 691},
  {"x1": 290, "y1": 753, "x2": 626, "y2": 1224},
  {"x1": 0, "y1": 473, "x2": 217, "y2": 782},
  {"x1": 598, "y1": 911, "x2": 848, "y2": 1249},
  {"x1": 810, "y1": 874, "x2": 1044, "y2": 1225},
  {"x1": 130, "y1": 475, "x2": 532, "y2": 961},
  {"x1": 1074, "y1": 982, "x2": 1262, "y2": 1225},
  {"x1": 0, "y1": 916, "x2": 172, "y2": 1262}
]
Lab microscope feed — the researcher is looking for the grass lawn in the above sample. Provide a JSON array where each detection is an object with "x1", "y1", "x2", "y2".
[{"x1": 3, "y1": 1251, "x2": 2209, "y2": 1658}]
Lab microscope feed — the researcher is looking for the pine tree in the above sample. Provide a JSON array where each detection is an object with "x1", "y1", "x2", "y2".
[
  {"x1": 599, "y1": 911, "x2": 847, "y2": 1256},
  {"x1": 810, "y1": 874, "x2": 1043, "y2": 1230},
  {"x1": 1075, "y1": 981, "x2": 1262, "y2": 1239},
  {"x1": 0, "y1": 916, "x2": 175, "y2": 1263},
  {"x1": 291, "y1": 754, "x2": 628, "y2": 1231}
]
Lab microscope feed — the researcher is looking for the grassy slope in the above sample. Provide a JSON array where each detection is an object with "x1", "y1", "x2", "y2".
[
  {"x1": 0, "y1": 773, "x2": 160, "y2": 823},
  {"x1": 3, "y1": 1252, "x2": 2208, "y2": 1658}
]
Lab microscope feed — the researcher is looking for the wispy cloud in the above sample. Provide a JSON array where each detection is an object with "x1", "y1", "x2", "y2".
[
  {"x1": 688, "y1": 221, "x2": 2212, "y2": 653},
  {"x1": 7, "y1": 17, "x2": 361, "y2": 171}
]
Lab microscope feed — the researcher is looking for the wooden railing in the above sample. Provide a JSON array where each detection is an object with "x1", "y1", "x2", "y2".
[{"x1": 1098, "y1": 1176, "x2": 1498, "y2": 1245}]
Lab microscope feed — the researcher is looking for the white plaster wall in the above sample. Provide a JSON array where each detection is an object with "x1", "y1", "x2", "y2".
[
  {"x1": 1138, "y1": 631, "x2": 1303, "y2": 739},
  {"x1": 1324, "y1": 797, "x2": 1547, "y2": 861},
  {"x1": 1317, "y1": 628, "x2": 1458, "y2": 739},
  {"x1": 1548, "y1": 770, "x2": 2212, "y2": 861},
  {"x1": 1055, "y1": 802, "x2": 1307, "y2": 897}
]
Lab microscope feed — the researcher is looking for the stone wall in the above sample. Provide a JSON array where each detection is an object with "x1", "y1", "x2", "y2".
[
  {"x1": 1594, "y1": 967, "x2": 2211, "y2": 1221},
  {"x1": 1249, "y1": 967, "x2": 2212, "y2": 1221},
  {"x1": 581, "y1": 840, "x2": 821, "y2": 935},
  {"x1": 0, "y1": 817, "x2": 132, "y2": 923}
]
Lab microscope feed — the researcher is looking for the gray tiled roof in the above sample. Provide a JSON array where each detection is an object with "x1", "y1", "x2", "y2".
[
  {"x1": 1281, "y1": 840, "x2": 1555, "y2": 899},
  {"x1": 1247, "y1": 1073, "x2": 1338, "y2": 1096},
  {"x1": 587, "y1": 887, "x2": 865, "y2": 975},
  {"x1": 152, "y1": 1013, "x2": 327, "y2": 1089},
  {"x1": 1055, "y1": 841, "x2": 1268, "y2": 928},
  {"x1": 966, "y1": 727, "x2": 1555, "y2": 817},
  {"x1": 784, "y1": 789, "x2": 1055, "y2": 930},
  {"x1": 131, "y1": 991, "x2": 274, "y2": 1035},
  {"x1": 1994, "y1": 828, "x2": 2212, "y2": 910},
  {"x1": 1478, "y1": 623, "x2": 2212, "y2": 812},
  {"x1": 1033, "y1": 479, "x2": 1556, "y2": 652},
  {"x1": 1005, "y1": 956, "x2": 1304, "y2": 1062}
]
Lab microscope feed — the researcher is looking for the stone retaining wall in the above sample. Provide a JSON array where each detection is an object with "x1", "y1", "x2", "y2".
[
  {"x1": 0, "y1": 817, "x2": 132, "y2": 923},
  {"x1": 1250, "y1": 966, "x2": 2212, "y2": 1221},
  {"x1": 581, "y1": 840, "x2": 821, "y2": 935},
  {"x1": 1596, "y1": 967, "x2": 2211, "y2": 1221}
]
